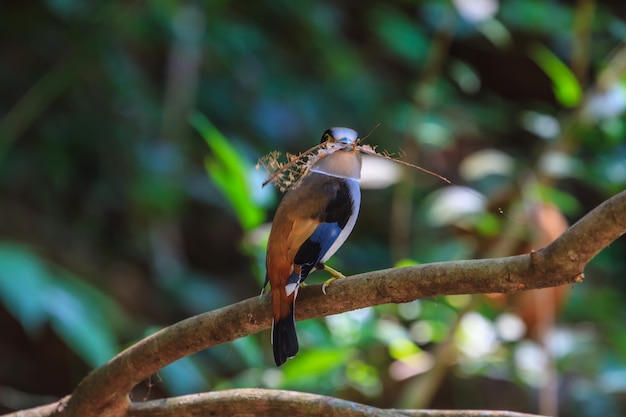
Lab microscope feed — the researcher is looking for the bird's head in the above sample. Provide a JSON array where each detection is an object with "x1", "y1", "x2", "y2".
[
  {"x1": 320, "y1": 127, "x2": 359, "y2": 150},
  {"x1": 311, "y1": 127, "x2": 361, "y2": 180}
]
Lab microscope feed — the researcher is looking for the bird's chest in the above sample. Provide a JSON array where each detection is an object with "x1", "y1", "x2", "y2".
[{"x1": 319, "y1": 177, "x2": 360, "y2": 262}]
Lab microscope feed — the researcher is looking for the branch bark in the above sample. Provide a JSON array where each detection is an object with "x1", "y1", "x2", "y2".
[
  {"x1": 125, "y1": 388, "x2": 545, "y2": 417},
  {"x1": 5, "y1": 190, "x2": 626, "y2": 417}
]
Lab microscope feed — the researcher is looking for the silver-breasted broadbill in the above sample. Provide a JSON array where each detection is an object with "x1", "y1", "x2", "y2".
[{"x1": 265, "y1": 127, "x2": 362, "y2": 366}]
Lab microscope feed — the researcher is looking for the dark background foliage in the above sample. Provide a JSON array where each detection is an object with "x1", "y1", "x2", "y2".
[{"x1": 1, "y1": 1, "x2": 626, "y2": 416}]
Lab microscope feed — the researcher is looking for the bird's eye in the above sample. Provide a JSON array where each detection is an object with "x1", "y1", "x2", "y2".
[{"x1": 320, "y1": 130, "x2": 333, "y2": 144}]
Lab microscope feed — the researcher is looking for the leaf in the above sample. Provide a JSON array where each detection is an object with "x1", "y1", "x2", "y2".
[
  {"x1": 0, "y1": 243, "x2": 51, "y2": 333},
  {"x1": 536, "y1": 183, "x2": 582, "y2": 216},
  {"x1": 160, "y1": 356, "x2": 209, "y2": 396},
  {"x1": 530, "y1": 44, "x2": 582, "y2": 108},
  {"x1": 191, "y1": 111, "x2": 264, "y2": 231},
  {"x1": 281, "y1": 347, "x2": 353, "y2": 385},
  {"x1": 44, "y1": 272, "x2": 123, "y2": 367},
  {"x1": 44, "y1": 286, "x2": 117, "y2": 367},
  {"x1": 232, "y1": 336, "x2": 265, "y2": 368},
  {"x1": 369, "y1": 5, "x2": 428, "y2": 66},
  {"x1": 0, "y1": 243, "x2": 124, "y2": 367}
]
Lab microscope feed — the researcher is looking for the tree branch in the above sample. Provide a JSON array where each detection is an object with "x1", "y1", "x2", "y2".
[
  {"x1": 125, "y1": 388, "x2": 545, "y2": 417},
  {"x1": 6, "y1": 190, "x2": 626, "y2": 417}
]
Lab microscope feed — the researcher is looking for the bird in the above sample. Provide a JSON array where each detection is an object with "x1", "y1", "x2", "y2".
[{"x1": 265, "y1": 127, "x2": 362, "y2": 366}]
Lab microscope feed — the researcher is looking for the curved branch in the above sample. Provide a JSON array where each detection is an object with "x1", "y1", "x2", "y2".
[
  {"x1": 125, "y1": 389, "x2": 545, "y2": 417},
  {"x1": 26, "y1": 190, "x2": 626, "y2": 416}
]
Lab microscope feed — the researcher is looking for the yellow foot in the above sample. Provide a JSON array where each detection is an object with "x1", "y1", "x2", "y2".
[{"x1": 321, "y1": 264, "x2": 346, "y2": 295}]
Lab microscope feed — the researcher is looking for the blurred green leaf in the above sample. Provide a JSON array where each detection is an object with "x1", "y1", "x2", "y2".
[
  {"x1": 160, "y1": 356, "x2": 210, "y2": 396},
  {"x1": 0, "y1": 243, "x2": 123, "y2": 367},
  {"x1": 0, "y1": 243, "x2": 51, "y2": 333},
  {"x1": 389, "y1": 337, "x2": 420, "y2": 360},
  {"x1": 46, "y1": 271, "x2": 125, "y2": 367},
  {"x1": 530, "y1": 44, "x2": 582, "y2": 108},
  {"x1": 45, "y1": 287, "x2": 116, "y2": 367},
  {"x1": 536, "y1": 183, "x2": 582, "y2": 216},
  {"x1": 191, "y1": 111, "x2": 264, "y2": 231},
  {"x1": 500, "y1": 0, "x2": 572, "y2": 33},
  {"x1": 369, "y1": 5, "x2": 428, "y2": 67},
  {"x1": 394, "y1": 258, "x2": 420, "y2": 268},
  {"x1": 232, "y1": 336, "x2": 265, "y2": 368},
  {"x1": 345, "y1": 359, "x2": 381, "y2": 396},
  {"x1": 474, "y1": 212, "x2": 502, "y2": 237},
  {"x1": 281, "y1": 347, "x2": 353, "y2": 386}
]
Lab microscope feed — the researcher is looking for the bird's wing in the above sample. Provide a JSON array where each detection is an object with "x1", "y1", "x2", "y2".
[
  {"x1": 289, "y1": 178, "x2": 352, "y2": 279},
  {"x1": 292, "y1": 222, "x2": 342, "y2": 277},
  {"x1": 286, "y1": 217, "x2": 321, "y2": 261},
  {"x1": 269, "y1": 172, "x2": 354, "y2": 286}
]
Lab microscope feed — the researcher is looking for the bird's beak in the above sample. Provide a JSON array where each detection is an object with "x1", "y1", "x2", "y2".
[{"x1": 334, "y1": 136, "x2": 358, "y2": 149}]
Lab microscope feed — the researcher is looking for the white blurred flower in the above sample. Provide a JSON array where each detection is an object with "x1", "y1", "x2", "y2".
[
  {"x1": 514, "y1": 341, "x2": 549, "y2": 387},
  {"x1": 456, "y1": 312, "x2": 498, "y2": 359},
  {"x1": 495, "y1": 313, "x2": 526, "y2": 342},
  {"x1": 521, "y1": 111, "x2": 561, "y2": 139},
  {"x1": 583, "y1": 84, "x2": 626, "y2": 122},
  {"x1": 453, "y1": 0, "x2": 499, "y2": 24},
  {"x1": 425, "y1": 186, "x2": 485, "y2": 226},
  {"x1": 459, "y1": 149, "x2": 514, "y2": 181},
  {"x1": 360, "y1": 154, "x2": 402, "y2": 189}
]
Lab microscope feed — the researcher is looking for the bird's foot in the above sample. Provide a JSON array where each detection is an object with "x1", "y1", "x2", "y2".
[{"x1": 321, "y1": 264, "x2": 346, "y2": 295}]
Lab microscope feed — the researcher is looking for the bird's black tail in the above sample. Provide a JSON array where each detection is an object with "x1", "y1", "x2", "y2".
[{"x1": 272, "y1": 303, "x2": 299, "y2": 366}]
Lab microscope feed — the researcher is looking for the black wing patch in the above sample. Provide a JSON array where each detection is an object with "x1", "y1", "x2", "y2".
[{"x1": 292, "y1": 177, "x2": 353, "y2": 281}]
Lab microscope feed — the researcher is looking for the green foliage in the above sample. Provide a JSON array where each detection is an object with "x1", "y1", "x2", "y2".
[
  {"x1": 192, "y1": 111, "x2": 264, "y2": 231},
  {"x1": 370, "y1": 5, "x2": 429, "y2": 67},
  {"x1": 530, "y1": 44, "x2": 583, "y2": 108},
  {"x1": 0, "y1": 244, "x2": 125, "y2": 367},
  {"x1": 281, "y1": 348, "x2": 354, "y2": 389},
  {"x1": 160, "y1": 356, "x2": 210, "y2": 396}
]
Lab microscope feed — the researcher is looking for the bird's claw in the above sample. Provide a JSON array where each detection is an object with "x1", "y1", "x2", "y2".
[
  {"x1": 321, "y1": 264, "x2": 345, "y2": 295},
  {"x1": 321, "y1": 278, "x2": 335, "y2": 295}
]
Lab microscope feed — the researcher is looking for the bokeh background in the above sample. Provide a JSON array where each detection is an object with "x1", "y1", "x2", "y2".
[{"x1": 2, "y1": 1, "x2": 626, "y2": 416}]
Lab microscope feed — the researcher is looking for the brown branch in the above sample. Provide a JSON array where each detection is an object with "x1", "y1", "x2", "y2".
[
  {"x1": 125, "y1": 389, "x2": 545, "y2": 417},
  {"x1": 5, "y1": 190, "x2": 626, "y2": 417},
  {"x1": 1, "y1": 397, "x2": 69, "y2": 417}
]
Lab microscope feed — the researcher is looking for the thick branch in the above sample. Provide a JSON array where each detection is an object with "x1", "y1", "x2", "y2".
[
  {"x1": 125, "y1": 389, "x2": 545, "y2": 417},
  {"x1": 14, "y1": 190, "x2": 625, "y2": 417}
]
